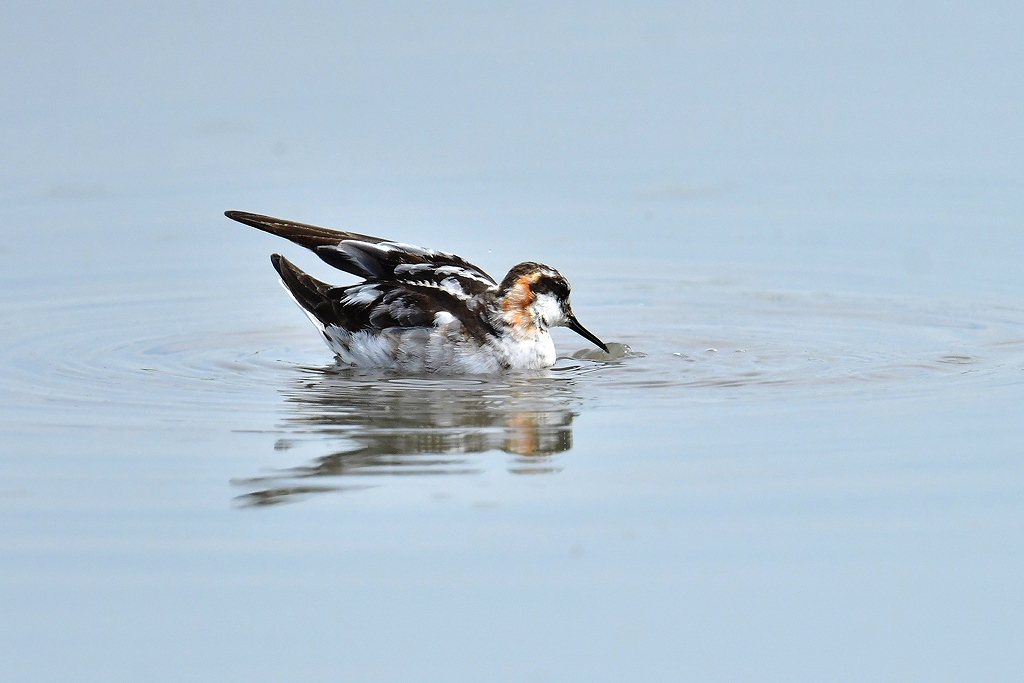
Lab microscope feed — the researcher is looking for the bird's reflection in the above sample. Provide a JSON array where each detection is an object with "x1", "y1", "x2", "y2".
[{"x1": 234, "y1": 366, "x2": 579, "y2": 506}]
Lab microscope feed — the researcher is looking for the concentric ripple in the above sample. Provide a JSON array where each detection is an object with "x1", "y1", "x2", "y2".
[
  {"x1": 0, "y1": 281, "x2": 316, "y2": 428},
  {"x1": 565, "y1": 282, "x2": 1024, "y2": 405},
  {"x1": 6, "y1": 272, "x2": 1024, "y2": 504},
  {"x1": 3, "y1": 275, "x2": 1024, "y2": 436}
]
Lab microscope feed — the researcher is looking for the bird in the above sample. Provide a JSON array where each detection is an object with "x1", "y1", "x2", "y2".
[{"x1": 226, "y1": 210, "x2": 608, "y2": 373}]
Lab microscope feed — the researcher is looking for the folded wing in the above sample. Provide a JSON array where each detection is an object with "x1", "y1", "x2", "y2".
[
  {"x1": 272, "y1": 254, "x2": 497, "y2": 343},
  {"x1": 227, "y1": 210, "x2": 497, "y2": 297}
]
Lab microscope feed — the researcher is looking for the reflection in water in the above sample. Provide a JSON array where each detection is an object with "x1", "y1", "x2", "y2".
[{"x1": 234, "y1": 366, "x2": 579, "y2": 506}]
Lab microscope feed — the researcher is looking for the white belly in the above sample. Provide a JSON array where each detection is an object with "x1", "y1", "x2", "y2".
[{"x1": 321, "y1": 325, "x2": 556, "y2": 373}]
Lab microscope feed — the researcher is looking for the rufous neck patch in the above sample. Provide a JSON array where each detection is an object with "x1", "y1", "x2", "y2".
[{"x1": 500, "y1": 274, "x2": 540, "y2": 330}]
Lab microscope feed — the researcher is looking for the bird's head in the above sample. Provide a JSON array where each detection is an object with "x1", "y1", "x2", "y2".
[{"x1": 496, "y1": 262, "x2": 608, "y2": 352}]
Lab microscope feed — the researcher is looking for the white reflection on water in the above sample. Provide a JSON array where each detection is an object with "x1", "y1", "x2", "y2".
[
  {"x1": 2, "y1": 2, "x2": 1024, "y2": 678},
  {"x1": 233, "y1": 369, "x2": 580, "y2": 506},
  {"x1": 2, "y1": 272, "x2": 1023, "y2": 507},
  {"x1": 222, "y1": 286, "x2": 1024, "y2": 505}
]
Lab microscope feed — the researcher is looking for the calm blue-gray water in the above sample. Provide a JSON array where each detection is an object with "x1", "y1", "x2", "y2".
[{"x1": 2, "y1": 3, "x2": 1024, "y2": 681}]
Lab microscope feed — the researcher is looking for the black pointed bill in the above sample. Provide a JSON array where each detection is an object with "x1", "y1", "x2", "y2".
[{"x1": 566, "y1": 313, "x2": 609, "y2": 353}]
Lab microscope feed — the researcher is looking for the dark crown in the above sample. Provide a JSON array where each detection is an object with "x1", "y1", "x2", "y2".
[{"x1": 497, "y1": 262, "x2": 570, "y2": 300}]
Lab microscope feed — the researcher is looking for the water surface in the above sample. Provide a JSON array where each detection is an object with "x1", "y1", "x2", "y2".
[{"x1": 2, "y1": 3, "x2": 1024, "y2": 681}]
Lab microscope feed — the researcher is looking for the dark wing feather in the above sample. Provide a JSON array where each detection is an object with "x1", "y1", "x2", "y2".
[
  {"x1": 273, "y1": 255, "x2": 498, "y2": 343},
  {"x1": 317, "y1": 241, "x2": 497, "y2": 295},
  {"x1": 228, "y1": 210, "x2": 497, "y2": 292},
  {"x1": 226, "y1": 210, "x2": 386, "y2": 250},
  {"x1": 315, "y1": 242, "x2": 387, "y2": 279}
]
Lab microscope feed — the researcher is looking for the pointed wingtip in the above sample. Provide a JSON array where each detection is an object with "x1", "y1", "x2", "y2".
[
  {"x1": 225, "y1": 210, "x2": 264, "y2": 226},
  {"x1": 224, "y1": 210, "x2": 260, "y2": 228}
]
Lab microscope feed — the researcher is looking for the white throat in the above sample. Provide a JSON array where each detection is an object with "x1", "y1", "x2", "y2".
[{"x1": 531, "y1": 293, "x2": 566, "y2": 329}]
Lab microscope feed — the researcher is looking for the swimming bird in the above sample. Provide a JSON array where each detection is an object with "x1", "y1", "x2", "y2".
[{"x1": 226, "y1": 210, "x2": 608, "y2": 373}]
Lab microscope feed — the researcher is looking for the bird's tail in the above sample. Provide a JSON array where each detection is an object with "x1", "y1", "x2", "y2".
[{"x1": 271, "y1": 253, "x2": 349, "y2": 330}]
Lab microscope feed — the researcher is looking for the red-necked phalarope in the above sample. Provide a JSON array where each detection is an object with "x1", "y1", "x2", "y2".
[{"x1": 226, "y1": 210, "x2": 608, "y2": 373}]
